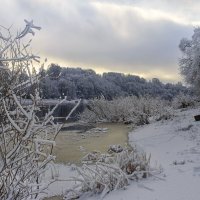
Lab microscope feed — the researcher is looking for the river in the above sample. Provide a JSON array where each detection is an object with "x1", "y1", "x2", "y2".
[
  {"x1": 43, "y1": 123, "x2": 130, "y2": 200},
  {"x1": 53, "y1": 123, "x2": 130, "y2": 164}
]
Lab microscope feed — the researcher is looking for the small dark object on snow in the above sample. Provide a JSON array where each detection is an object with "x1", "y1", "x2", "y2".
[
  {"x1": 194, "y1": 115, "x2": 200, "y2": 121},
  {"x1": 173, "y1": 160, "x2": 185, "y2": 165}
]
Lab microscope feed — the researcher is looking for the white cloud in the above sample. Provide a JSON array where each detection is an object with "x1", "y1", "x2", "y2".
[{"x1": 0, "y1": 0, "x2": 198, "y2": 82}]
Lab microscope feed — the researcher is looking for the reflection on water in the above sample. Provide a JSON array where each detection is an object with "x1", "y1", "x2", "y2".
[{"x1": 53, "y1": 123, "x2": 130, "y2": 164}]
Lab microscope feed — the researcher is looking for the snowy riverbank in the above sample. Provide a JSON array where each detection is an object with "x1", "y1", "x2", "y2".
[
  {"x1": 43, "y1": 107, "x2": 200, "y2": 200},
  {"x1": 89, "y1": 107, "x2": 200, "y2": 200}
]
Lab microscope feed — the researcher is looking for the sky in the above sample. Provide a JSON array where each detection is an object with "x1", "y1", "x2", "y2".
[{"x1": 0, "y1": 0, "x2": 199, "y2": 83}]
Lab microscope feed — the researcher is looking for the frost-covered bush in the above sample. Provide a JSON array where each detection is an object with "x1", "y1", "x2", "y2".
[
  {"x1": 80, "y1": 96, "x2": 173, "y2": 125},
  {"x1": 0, "y1": 21, "x2": 79, "y2": 200},
  {"x1": 0, "y1": 20, "x2": 58, "y2": 200},
  {"x1": 65, "y1": 147, "x2": 151, "y2": 199},
  {"x1": 172, "y1": 93, "x2": 197, "y2": 109}
]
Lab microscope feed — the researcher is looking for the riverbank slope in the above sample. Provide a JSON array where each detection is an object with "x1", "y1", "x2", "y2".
[
  {"x1": 43, "y1": 107, "x2": 200, "y2": 200},
  {"x1": 97, "y1": 107, "x2": 200, "y2": 200}
]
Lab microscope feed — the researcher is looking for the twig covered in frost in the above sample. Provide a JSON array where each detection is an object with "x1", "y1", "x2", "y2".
[
  {"x1": 0, "y1": 20, "x2": 80, "y2": 200},
  {"x1": 16, "y1": 19, "x2": 41, "y2": 39}
]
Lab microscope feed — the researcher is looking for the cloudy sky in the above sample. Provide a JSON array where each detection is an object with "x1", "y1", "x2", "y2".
[{"x1": 0, "y1": 0, "x2": 199, "y2": 82}]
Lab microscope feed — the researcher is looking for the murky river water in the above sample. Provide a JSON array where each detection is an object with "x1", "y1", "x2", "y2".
[
  {"x1": 52, "y1": 123, "x2": 130, "y2": 164},
  {"x1": 43, "y1": 123, "x2": 130, "y2": 200}
]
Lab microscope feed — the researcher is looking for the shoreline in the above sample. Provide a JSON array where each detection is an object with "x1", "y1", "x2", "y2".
[{"x1": 43, "y1": 107, "x2": 200, "y2": 199}]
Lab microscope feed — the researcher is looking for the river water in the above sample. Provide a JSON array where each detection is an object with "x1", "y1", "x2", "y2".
[
  {"x1": 52, "y1": 123, "x2": 130, "y2": 164},
  {"x1": 43, "y1": 123, "x2": 130, "y2": 200}
]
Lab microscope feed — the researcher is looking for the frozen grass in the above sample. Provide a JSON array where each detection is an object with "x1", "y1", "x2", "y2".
[{"x1": 64, "y1": 146, "x2": 155, "y2": 199}]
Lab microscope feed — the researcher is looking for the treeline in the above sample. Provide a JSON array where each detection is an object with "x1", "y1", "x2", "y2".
[{"x1": 39, "y1": 64, "x2": 191, "y2": 100}]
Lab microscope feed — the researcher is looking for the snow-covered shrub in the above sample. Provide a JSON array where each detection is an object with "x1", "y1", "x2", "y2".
[
  {"x1": 82, "y1": 96, "x2": 123, "y2": 122},
  {"x1": 80, "y1": 96, "x2": 173, "y2": 125},
  {"x1": 82, "y1": 151, "x2": 101, "y2": 163},
  {"x1": 154, "y1": 106, "x2": 174, "y2": 121},
  {"x1": 65, "y1": 147, "x2": 151, "y2": 199},
  {"x1": 149, "y1": 98, "x2": 174, "y2": 121},
  {"x1": 108, "y1": 144, "x2": 123, "y2": 153},
  {"x1": 0, "y1": 21, "x2": 80, "y2": 200},
  {"x1": 172, "y1": 93, "x2": 197, "y2": 109}
]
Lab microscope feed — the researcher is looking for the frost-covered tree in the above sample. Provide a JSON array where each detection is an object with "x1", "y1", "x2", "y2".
[
  {"x1": 179, "y1": 28, "x2": 200, "y2": 94},
  {"x1": 47, "y1": 63, "x2": 62, "y2": 79},
  {"x1": 0, "y1": 20, "x2": 79, "y2": 200},
  {"x1": 39, "y1": 67, "x2": 190, "y2": 100}
]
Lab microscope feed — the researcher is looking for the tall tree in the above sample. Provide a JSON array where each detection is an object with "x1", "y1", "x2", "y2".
[{"x1": 179, "y1": 28, "x2": 200, "y2": 94}]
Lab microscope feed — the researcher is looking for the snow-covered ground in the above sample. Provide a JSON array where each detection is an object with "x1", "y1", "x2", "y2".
[
  {"x1": 44, "y1": 107, "x2": 200, "y2": 200},
  {"x1": 87, "y1": 107, "x2": 200, "y2": 200}
]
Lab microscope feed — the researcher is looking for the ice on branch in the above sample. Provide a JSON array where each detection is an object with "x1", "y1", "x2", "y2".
[
  {"x1": 16, "y1": 19, "x2": 41, "y2": 39},
  {"x1": 0, "y1": 21, "x2": 80, "y2": 200}
]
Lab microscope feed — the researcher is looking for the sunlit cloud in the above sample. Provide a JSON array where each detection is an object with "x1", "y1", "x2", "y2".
[
  {"x1": 92, "y1": 2, "x2": 186, "y2": 25},
  {"x1": 0, "y1": 0, "x2": 199, "y2": 82},
  {"x1": 92, "y1": 0, "x2": 200, "y2": 26}
]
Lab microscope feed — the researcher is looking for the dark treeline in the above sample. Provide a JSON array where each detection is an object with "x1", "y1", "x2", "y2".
[{"x1": 39, "y1": 64, "x2": 191, "y2": 100}]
